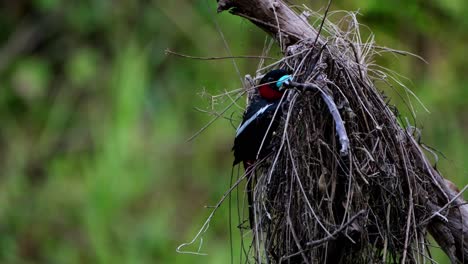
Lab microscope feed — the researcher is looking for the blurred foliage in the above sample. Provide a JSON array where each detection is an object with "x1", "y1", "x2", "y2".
[{"x1": 0, "y1": 0, "x2": 467, "y2": 263}]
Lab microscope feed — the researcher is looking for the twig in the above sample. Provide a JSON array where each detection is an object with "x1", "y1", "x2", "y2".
[
  {"x1": 187, "y1": 90, "x2": 245, "y2": 142},
  {"x1": 280, "y1": 210, "x2": 366, "y2": 261},
  {"x1": 165, "y1": 49, "x2": 275, "y2": 60},
  {"x1": 286, "y1": 80, "x2": 350, "y2": 155},
  {"x1": 420, "y1": 184, "x2": 468, "y2": 226},
  {"x1": 307, "y1": 210, "x2": 365, "y2": 247},
  {"x1": 287, "y1": 130, "x2": 333, "y2": 237},
  {"x1": 176, "y1": 162, "x2": 260, "y2": 255}
]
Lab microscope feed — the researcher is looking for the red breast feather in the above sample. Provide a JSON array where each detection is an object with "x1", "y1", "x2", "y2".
[{"x1": 258, "y1": 84, "x2": 283, "y2": 101}]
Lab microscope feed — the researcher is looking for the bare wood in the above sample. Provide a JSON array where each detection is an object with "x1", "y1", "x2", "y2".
[
  {"x1": 427, "y1": 167, "x2": 468, "y2": 263},
  {"x1": 217, "y1": 0, "x2": 319, "y2": 48},
  {"x1": 217, "y1": 0, "x2": 468, "y2": 262}
]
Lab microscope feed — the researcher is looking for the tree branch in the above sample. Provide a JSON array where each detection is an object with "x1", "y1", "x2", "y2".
[{"x1": 217, "y1": 0, "x2": 319, "y2": 48}]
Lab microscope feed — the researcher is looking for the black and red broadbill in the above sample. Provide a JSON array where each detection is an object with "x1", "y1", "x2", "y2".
[{"x1": 233, "y1": 69, "x2": 292, "y2": 170}]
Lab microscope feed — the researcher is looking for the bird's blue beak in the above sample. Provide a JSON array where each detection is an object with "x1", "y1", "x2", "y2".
[{"x1": 276, "y1": 75, "x2": 292, "y2": 90}]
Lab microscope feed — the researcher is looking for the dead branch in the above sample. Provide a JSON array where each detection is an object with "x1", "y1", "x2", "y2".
[{"x1": 217, "y1": 0, "x2": 319, "y2": 48}]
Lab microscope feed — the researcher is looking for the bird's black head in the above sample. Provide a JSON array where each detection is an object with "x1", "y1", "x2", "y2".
[
  {"x1": 258, "y1": 69, "x2": 291, "y2": 101},
  {"x1": 259, "y1": 69, "x2": 291, "y2": 87}
]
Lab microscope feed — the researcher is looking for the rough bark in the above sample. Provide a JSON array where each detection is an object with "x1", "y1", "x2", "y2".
[
  {"x1": 217, "y1": 0, "x2": 318, "y2": 48},
  {"x1": 217, "y1": 0, "x2": 468, "y2": 262}
]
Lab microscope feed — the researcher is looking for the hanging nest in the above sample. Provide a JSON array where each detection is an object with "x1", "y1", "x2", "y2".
[
  {"x1": 236, "y1": 10, "x2": 460, "y2": 264},
  {"x1": 178, "y1": 2, "x2": 468, "y2": 263}
]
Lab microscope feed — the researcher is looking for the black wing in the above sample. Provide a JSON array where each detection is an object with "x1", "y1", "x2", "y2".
[{"x1": 233, "y1": 99, "x2": 281, "y2": 165}]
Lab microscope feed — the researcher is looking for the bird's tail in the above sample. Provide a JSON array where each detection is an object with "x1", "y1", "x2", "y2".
[{"x1": 243, "y1": 160, "x2": 255, "y2": 229}]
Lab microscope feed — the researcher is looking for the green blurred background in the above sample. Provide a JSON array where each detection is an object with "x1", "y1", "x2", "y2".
[{"x1": 0, "y1": 0, "x2": 467, "y2": 263}]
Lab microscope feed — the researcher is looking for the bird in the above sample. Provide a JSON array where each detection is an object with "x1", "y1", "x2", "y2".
[
  {"x1": 232, "y1": 69, "x2": 291, "y2": 227},
  {"x1": 233, "y1": 69, "x2": 291, "y2": 168}
]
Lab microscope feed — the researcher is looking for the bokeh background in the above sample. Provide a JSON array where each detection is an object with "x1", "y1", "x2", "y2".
[{"x1": 0, "y1": 0, "x2": 467, "y2": 263}]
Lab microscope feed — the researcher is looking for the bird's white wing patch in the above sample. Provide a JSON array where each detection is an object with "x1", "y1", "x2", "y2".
[{"x1": 235, "y1": 103, "x2": 273, "y2": 137}]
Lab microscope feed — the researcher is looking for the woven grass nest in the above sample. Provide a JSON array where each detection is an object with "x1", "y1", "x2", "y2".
[
  {"x1": 177, "y1": 6, "x2": 466, "y2": 264},
  {"x1": 236, "y1": 11, "x2": 442, "y2": 264}
]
